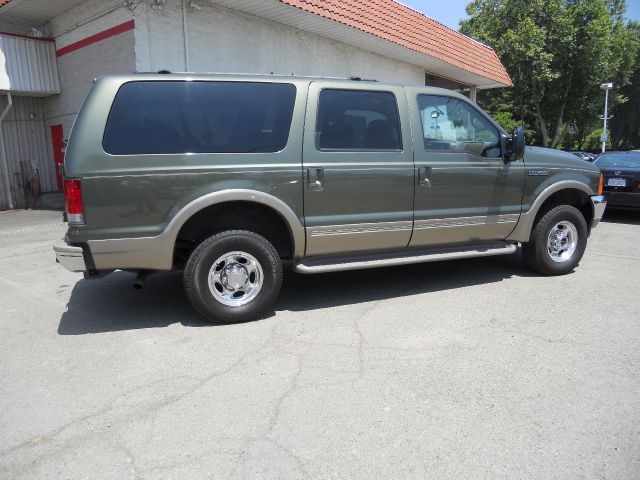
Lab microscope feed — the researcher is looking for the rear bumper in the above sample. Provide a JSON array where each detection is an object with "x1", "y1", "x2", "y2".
[
  {"x1": 602, "y1": 191, "x2": 640, "y2": 209},
  {"x1": 590, "y1": 195, "x2": 607, "y2": 228},
  {"x1": 53, "y1": 242, "x2": 87, "y2": 272}
]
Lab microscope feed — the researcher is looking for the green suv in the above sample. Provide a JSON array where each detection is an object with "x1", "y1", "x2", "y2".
[{"x1": 54, "y1": 73, "x2": 606, "y2": 323}]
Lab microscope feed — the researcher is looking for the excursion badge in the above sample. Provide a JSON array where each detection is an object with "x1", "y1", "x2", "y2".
[{"x1": 527, "y1": 169, "x2": 549, "y2": 176}]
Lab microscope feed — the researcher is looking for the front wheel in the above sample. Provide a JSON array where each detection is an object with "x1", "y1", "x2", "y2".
[
  {"x1": 522, "y1": 205, "x2": 588, "y2": 276},
  {"x1": 183, "y1": 230, "x2": 283, "y2": 324}
]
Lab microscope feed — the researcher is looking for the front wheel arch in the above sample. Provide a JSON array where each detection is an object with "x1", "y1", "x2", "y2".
[
  {"x1": 508, "y1": 182, "x2": 595, "y2": 242},
  {"x1": 531, "y1": 189, "x2": 594, "y2": 234}
]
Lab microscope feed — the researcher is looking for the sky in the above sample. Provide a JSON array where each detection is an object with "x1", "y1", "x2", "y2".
[{"x1": 399, "y1": 0, "x2": 640, "y2": 31}]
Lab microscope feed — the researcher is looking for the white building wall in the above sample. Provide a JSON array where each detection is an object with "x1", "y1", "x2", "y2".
[
  {"x1": 40, "y1": 0, "x2": 137, "y2": 192},
  {"x1": 46, "y1": 0, "x2": 133, "y2": 51},
  {"x1": 2, "y1": 0, "x2": 428, "y2": 207},
  {"x1": 42, "y1": 30, "x2": 135, "y2": 142},
  {"x1": 136, "y1": 0, "x2": 425, "y2": 85}
]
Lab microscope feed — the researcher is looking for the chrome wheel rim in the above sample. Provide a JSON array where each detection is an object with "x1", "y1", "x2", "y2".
[
  {"x1": 547, "y1": 221, "x2": 578, "y2": 263},
  {"x1": 207, "y1": 251, "x2": 263, "y2": 307}
]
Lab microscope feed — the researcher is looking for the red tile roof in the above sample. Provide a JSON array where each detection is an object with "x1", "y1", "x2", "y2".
[
  {"x1": 277, "y1": 0, "x2": 512, "y2": 86},
  {"x1": 0, "y1": 0, "x2": 511, "y2": 86}
]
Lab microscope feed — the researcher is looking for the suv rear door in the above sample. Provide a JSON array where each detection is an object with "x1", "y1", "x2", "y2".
[{"x1": 302, "y1": 81, "x2": 414, "y2": 256}]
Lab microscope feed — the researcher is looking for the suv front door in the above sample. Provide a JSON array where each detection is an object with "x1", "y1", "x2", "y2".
[
  {"x1": 407, "y1": 89, "x2": 525, "y2": 248},
  {"x1": 302, "y1": 82, "x2": 414, "y2": 256}
]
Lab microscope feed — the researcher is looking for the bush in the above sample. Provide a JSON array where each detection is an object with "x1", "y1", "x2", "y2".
[{"x1": 581, "y1": 128, "x2": 610, "y2": 152}]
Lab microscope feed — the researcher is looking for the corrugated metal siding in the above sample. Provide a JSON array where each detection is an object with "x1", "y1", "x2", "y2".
[
  {"x1": 0, "y1": 0, "x2": 87, "y2": 35},
  {"x1": 0, "y1": 95, "x2": 52, "y2": 210},
  {"x1": 0, "y1": 34, "x2": 60, "y2": 95}
]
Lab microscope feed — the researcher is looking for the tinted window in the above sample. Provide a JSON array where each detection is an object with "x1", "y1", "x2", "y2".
[
  {"x1": 418, "y1": 95, "x2": 501, "y2": 158},
  {"x1": 595, "y1": 153, "x2": 640, "y2": 168},
  {"x1": 316, "y1": 89, "x2": 402, "y2": 150},
  {"x1": 103, "y1": 81, "x2": 296, "y2": 155}
]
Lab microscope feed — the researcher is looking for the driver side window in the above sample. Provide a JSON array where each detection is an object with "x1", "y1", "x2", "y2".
[{"x1": 417, "y1": 94, "x2": 501, "y2": 158}]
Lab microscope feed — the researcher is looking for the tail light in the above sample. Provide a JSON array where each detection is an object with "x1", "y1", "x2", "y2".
[
  {"x1": 64, "y1": 179, "x2": 84, "y2": 224},
  {"x1": 598, "y1": 173, "x2": 603, "y2": 195}
]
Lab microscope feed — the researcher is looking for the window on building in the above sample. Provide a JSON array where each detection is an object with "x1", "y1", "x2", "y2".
[
  {"x1": 417, "y1": 94, "x2": 501, "y2": 158},
  {"x1": 103, "y1": 81, "x2": 296, "y2": 155},
  {"x1": 316, "y1": 89, "x2": 402, "y2": 151}
]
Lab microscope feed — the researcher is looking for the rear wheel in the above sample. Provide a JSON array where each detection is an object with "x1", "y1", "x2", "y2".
[
  {"x1": 183, "y1": 230, "x2": 282, "y2": 323},
  {"x1": 522, "y1": 205, "x2": 588, "y2": 276}
]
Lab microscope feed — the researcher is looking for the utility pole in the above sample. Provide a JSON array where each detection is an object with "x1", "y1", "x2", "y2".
[{"x1": 600, "y1": 82, "x2": 613, "y2": 153}]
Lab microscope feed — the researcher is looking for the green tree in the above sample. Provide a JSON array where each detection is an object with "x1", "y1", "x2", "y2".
[
  {"x1": 461, "y1": 0, "x2": 637, "y2": 149},
  {"x1": 609, "y1": 21, "x2": 640, "y2": 149}
]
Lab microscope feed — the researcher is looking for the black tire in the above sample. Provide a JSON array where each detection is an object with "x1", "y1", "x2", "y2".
[
  {"x1": 522, "y1": 204, "x2": 588, "y2": 276},
  {"x1": 183, "y1": 230, "x2": 282, "y2": 324}
]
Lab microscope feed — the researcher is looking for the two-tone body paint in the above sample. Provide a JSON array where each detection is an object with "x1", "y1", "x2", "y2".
[
  {"x1": 506, "y1": 146, "x2": 600, "y2": 242},
  {"x1": 62, "y1": 74, "x2": 603, "y2": 272},
  {"x1": 301, "y1": 81, "x2": 415, "y2": 256},
  {"x1": 404, "y1": 86, "x2": 525, "y2": 247},
  {"x1": 64, "y1": 75, "x2": 310, "y2": 266}
]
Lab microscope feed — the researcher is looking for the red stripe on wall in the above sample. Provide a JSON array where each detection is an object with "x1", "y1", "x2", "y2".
[{"x1": 56, "y1": 19, "x2": 135, "y2": 57}]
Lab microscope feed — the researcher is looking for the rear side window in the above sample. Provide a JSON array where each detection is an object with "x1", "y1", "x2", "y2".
[
  {"x1": 103, "y1": 81, "x2": 296, "y2": 155},
  {"x1": 316, "y1": 89, "x2": 402, "y2": 151}
]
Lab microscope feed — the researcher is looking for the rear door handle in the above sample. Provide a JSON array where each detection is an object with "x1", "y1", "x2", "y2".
[
  {"x1": 307, "y1": 168, "x2": 324, "y2": 191},
  {"x1": 418, "y1": 166, "x2": 432, "y2": 188}
]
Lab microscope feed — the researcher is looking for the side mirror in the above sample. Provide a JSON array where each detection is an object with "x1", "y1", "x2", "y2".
[{"x1": 508, "y1": 125, "x2": 525, "y2": 161}]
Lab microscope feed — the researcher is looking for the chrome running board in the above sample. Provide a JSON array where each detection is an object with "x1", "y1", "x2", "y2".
[{"x1": 293, "y1": 243, "x2": 517, "y2": 274}]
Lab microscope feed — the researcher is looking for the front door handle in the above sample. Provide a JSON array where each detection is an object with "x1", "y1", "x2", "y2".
[
  {"x1": 418, "y1": 166, "x2": 432, "y2": 188},
  {"x1": 307, "y1": 168, "x2": 324, "y2": 191}
]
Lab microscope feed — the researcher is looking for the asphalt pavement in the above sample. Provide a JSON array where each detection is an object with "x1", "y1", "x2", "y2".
[{"x1": 0, "y1": 208, "x2": 638, "y2": 479}]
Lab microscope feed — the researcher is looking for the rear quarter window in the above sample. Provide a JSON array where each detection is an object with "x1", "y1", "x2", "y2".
[{"x1": 102, "y1": 81, "x2": 297, "y2": 155}]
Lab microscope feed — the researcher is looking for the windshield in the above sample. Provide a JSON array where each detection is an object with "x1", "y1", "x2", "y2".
[{"x1": 595, "y1": 153, "x2": 640, "y2": 168}]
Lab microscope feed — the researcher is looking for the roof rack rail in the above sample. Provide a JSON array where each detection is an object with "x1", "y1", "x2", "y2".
[
  {"x1": 157, "y1": 69, "x2": 172, "y2": 74},
  {"x1": 349, "y1": 76, "x2": 378, "y2": 82}
]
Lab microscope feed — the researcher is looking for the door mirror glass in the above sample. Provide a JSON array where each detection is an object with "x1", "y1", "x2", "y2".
[{"x1": 508, "y1": 125, "x2": 525, "y2": 161}]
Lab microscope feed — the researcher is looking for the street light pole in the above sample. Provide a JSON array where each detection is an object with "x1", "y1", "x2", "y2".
[{"x1": 600, "y1": 82, "x2": 613, "y2": 153}]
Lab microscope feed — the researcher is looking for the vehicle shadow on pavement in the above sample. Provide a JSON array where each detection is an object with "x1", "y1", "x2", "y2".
[
  {"x1": 58, "y1": 271, "x2": 211, "y2": 335},
  {"x1": 278, "y1": 253, "x2": 532, "y2": 313},
  {"x1": 601, "y1": 210, "x2": 640, "y2": 226},
  {"x1": 58, "y1": 252, "x2": 533, "y2": 334}
]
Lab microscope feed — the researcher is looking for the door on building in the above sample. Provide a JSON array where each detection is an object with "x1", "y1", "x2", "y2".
[
  {"x1": 50, "y1": 124, "x2": 64, "y2": 191},
  {"x1": 407, "y1": 90, "x2": 525, "y2": 247},
  {"x1": 302, "y1": 82, "x2": 415, "y2": 256}
]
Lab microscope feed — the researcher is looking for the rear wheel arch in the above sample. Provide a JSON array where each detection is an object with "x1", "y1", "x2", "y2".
[{"x1": 168, "y1": 191, "x2": 305, "y2": 265}]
